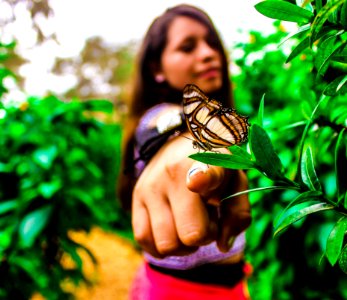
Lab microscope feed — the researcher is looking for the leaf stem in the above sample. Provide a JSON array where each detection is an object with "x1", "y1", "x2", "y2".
[{"x1": 221, "y1": 185, "x2": 301, "y2": 202}]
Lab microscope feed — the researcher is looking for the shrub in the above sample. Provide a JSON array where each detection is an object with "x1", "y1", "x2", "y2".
[{"x1": 0, "y1": 42, "x2": 129, "y2": 299}]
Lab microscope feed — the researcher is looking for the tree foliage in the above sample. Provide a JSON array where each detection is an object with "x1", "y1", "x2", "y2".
[{"x1": 52, "y1": 37, "x2": 136, "y2": 105}]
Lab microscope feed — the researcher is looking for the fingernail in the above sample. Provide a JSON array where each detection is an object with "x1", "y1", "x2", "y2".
[{"x1": 187, "y1": 163, "x2": 208, "y2": 183}]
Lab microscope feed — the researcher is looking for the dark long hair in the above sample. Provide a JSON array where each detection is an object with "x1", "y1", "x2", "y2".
[{"x1": 118, "y1": 4, "x2": 233, "y2": 209}]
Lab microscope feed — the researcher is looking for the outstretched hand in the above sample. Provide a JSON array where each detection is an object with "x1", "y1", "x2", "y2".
[{"x1": 132, "y1": 134, "x2": 251, "y2": 258}]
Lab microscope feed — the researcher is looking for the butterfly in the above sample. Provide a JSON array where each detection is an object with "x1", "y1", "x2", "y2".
[{"x1": 182, "y1": 84, "x2": 250, "y2": 151}]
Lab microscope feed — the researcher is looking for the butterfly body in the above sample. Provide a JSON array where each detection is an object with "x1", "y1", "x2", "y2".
[{"x1": 183, "y1": 84, "x2": 249, "y2": 151}]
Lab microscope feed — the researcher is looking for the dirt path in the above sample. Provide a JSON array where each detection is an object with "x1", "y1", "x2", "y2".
[{"x1": 68, "y1": 227, "x2": 143, "y2": 300}]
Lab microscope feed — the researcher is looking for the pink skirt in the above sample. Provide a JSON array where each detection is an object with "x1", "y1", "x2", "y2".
[{"x1": 129, "y1": 262, "x2": 250, "y2": 300}]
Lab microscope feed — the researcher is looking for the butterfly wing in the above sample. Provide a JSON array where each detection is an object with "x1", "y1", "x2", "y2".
[
  {"x1": 183, "y1": 84, "x2": 249, "y2": 150},
  {"x1": 201, "y1": 109, "x2": 249, "y2": 148},
  {"x1": 183, "y1": 84, "x2": 220, "y2": 150}
]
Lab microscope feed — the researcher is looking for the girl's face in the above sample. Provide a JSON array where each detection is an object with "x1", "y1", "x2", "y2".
[{"x1": 156, "y1": 16, "x2": 223, "y2": 94}]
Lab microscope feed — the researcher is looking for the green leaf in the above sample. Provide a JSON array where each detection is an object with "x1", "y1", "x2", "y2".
[
  {"x1": 274, "y1": 190, "x2": 324, "y2": 227},
  {"x1": 83, "y1": 99, "x2": 114, "y2": 113},
  {"x1": 249, "y1": 124, "x2": 285, "y2": 181},
  {"x1": 10, "y1": 254, "x2": 49, "y2": 288},
  {"x1": 255, "y1": 1, "x2": 314, "y2": 23},
  {"x1": 341, "y1": 0, "x2": 347, "y2": 28},
  {"x1": 310, "y1": 0, "x2": 346, "y2": 45},
  {"x1": 229, "y1": 145, "x2": 253, "y2": 160},
  {"x1": 0, "y1": 199, "x2": 18, "y2": 215},
  {"x1": 68, "y1": 188, "x2": 94, "y2": 206},
  {"x1": 315, "y1": 34, "x2": 342, "y2": 76},
  {"x1": 274, "y1": 202, "x2": 334, "y2": 236},
  {"x1": 331, "y1": 39, "x2": 347, "y2": 63},
  {"x1": 38, "y1": 179, "x2": 62, "y2": 198},
  {"x1": 279, "y1": 24, "x2": 310, "y2": 47},
  {"x1": 189, "y1": 150, "x2": 255, "y2": 170},
  {"x1": 338, "y1": 244, "x2": 347, "y2": 274},
  {"x1": 335, "y1": 129, "x2": 347, "y2": 205},
  {"x1": 0, "y1": 162, "x2": 10, "y2": 172},
  {"x1": 0, "y1": 226, "x2": 14, "y2": 251},
  {"x1": 62, "y1": 238, "x2": 98, "y2": 269},
  {"x1": 316, "y1": 0, "x2": 323, "y2": 12},
  {"x1": 295, "y1": 94, "x2": 329, "y2": 184},
  {"x1": 258, "y1": 94, "x2": 265, "y2": 127},
  {"x1": 32, "y1": 145, "x2": 58, "y2": 169},
  {"x1": 301, "y1": 146, "x2": 322, "y2": 191},
  {"x1": 18, "y1": 205, "x2": 53, "y2": 248},
  {"x1": 61, "y1": 239, "x2": 83, "y2": 272},
  {"x1": 324, "y1": 75, "x2": 347, "y2": 95},
  {"x1": 286, "y1": 36, "x2": 310, "y2": 63},
  {"x1": 326, "y1": 216, "x2": 347, "y2": 266}
]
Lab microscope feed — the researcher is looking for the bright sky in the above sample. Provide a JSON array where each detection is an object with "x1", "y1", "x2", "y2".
[
  {"x1": 49, "y1": 0, "x2": 275, "y2": 51},
  {"x1": 2, "y1": 0, "x2": 281, "y2": 98}
]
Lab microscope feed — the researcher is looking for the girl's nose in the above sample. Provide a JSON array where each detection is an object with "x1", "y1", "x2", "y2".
[{"x1": 197, "y1": 41, "x2": 218, "y2": 61}]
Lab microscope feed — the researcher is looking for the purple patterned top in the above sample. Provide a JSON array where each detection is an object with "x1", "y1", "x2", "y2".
[{"x1": 134, "y1": 103, "x2": 245, "y2": 270}]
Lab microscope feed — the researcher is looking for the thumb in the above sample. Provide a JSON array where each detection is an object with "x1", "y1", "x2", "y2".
[{"x1": 186, "y1": 161, "x2": 225, "y2": 201}]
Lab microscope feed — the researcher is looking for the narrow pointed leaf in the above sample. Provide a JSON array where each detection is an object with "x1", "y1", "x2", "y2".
[
  {"x1": 326, "y1": 216, "x2": 347, "y2": 266},
  {"x1": 315, "y1": 34, "x2": 341, "y2": 77},
  {"x1": 274, "y1": 190, "x2": 324, "y2": 227},
  {"x1": 335, "y1": 129, "x2": 347, "y2": 205},
  {"x1": 279, "y1": 24, "x2": 310, "y2": 47},
  {"x1": 250, "y1": 124, "x2": 284, "y2": 181},
  {"x1": 341, "y1": 0, "x2": 347, "y2": 27},
  {"x1": 274, "y1": 202, "x2": 334, "y2": 236},
  {"x1": 301, "y1": 146, "x2": 322, "y2": 191},
  {"x1": 324, "y1": 75, "x2": 347, "y2": 95},
  {"x1": 189, "y1": 151, "x2": 255, "y2": 170},
  {"x1": 258, "y1": 94, "x2": 265, "y2": 127},
  {"x1": 338, "y1": 244, "x2": 347, "y2": 274},
  {"x1": 331, "y1": 40, "x2": 347, "y2": 63},
  {"x1": 310, "y1": 0, "x2": 346, "y2": 45},
  {"x1": 336, "y1": 75, "x2": 347, "y2": 91},
  {"x1": 296, "y1": 95, "x2": 329, "y2": 183},
  {"x1": 286, "y1": 36, "x2": 310, "y2": 63},
  {"x1": 255, "y1": 1, "x2": 314, "y2": 23}
]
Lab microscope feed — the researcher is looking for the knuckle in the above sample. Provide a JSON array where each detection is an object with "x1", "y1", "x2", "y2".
[
  {"x1": 165, "y1": 160, "x2": 182, "y2": 181},
  {"x1": 132, "y1": 225, "x2": 148, "y2": 245},
  {"x1": 165, "y1": 155, "x2": 192, "y2": 181},
  {"x1": 133, "y1": 179, "x2": 156, "y2": 199},
  {"x1": 156, "y1": 240, "x2": 179, "y2": 256},
  {"x1": 132, "y1": 184, "x2": 141, "y2": 200},
  {"x1": 180, "y1": 225, "x2": 208, "y2": 246}
]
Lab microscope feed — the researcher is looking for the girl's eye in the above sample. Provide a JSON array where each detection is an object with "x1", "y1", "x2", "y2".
[{"x1": 179, "y1": 39, "x2": 196, "y2": 53}]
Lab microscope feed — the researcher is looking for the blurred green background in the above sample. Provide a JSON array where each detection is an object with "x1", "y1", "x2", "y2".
[{"x1": 0, "y1": 0, "x2": 346, "y2": 299}]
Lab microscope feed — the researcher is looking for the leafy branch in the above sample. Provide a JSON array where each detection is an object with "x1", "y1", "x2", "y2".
[{"x1": 191, "y1": 0, "x2": 347, "y2": 273}]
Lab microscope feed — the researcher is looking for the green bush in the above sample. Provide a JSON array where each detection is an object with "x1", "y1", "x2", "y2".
[
  {"x1": 0, "y1": 42, "x2": 129, "y2": 299},
  {"x1": 191, "y1": 1, "x2": 347, "y2": 298}
]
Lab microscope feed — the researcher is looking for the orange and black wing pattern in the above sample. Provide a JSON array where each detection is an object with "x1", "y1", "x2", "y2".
[{"x1": 183, "y1": 84, "x2": 249, "y2": 151}]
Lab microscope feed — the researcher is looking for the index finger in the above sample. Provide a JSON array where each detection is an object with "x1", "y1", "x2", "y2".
[{"x1": 166, "y1": 161, "x2": 218, "y2": 247}]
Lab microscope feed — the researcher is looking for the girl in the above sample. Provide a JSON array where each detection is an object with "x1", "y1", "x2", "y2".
[{"x1": 118, "y1": 4, "x2": 252, "y2": 299}]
